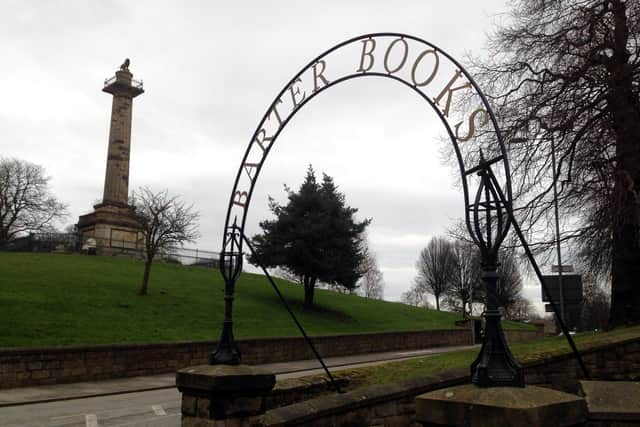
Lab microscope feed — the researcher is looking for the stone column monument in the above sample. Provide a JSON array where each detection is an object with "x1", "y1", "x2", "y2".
[{"x1": 77, "y1": 59, "x2": 145, "y2": 254}]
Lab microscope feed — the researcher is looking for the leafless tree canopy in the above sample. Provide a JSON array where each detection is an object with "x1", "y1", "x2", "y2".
[
  {"x1": 358, "y1": 242, "x2": 385, "y2": 300},
  {"x1": 412, "y1": 236, "x2": 456, "y2": 311},
  {"x1": 580, "y1": 275, "x2": 611, "y2": 330},
  {"x1": 133, "y1": 186, "x2": 200, "y2": 295},
  {"x1": 467, "y1": 0, "x2": 640, "y2": 326},
  {"x1": 496, "y1": 249, "x2": 525, "y2": 316},
  {"x1": 507, "y1": 296, "x2": 536, "y2": 322},
  {"x1": 400, "y1": 287, "x2": 433, "y2": 309},
  {"x1": 405, "y1": 235, "x2": 528, "y2": 317},
  {"x1": 448, "y1": 240, "x2": 482, "y2": 318},
  {"x1": 0, "y1": 158, "x2": 67, "y2": 243}
]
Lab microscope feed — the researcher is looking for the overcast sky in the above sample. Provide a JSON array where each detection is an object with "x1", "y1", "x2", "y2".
[{"x1": 0, "y1": 1, "x2": 550, "y2": 311}]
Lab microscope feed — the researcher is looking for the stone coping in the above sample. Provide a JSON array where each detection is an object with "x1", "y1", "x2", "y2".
[
  {"x1": 258, "y1": 369, "x2": 470, "y2": 425},
  {"x1": 580, "y1": 380, "x2": 640, "y2": 421},
  {"x1": 415, "y1": 384, "x2": 587, "y2": 427},
  {"x1": 176, "y1": 364, "x2": 275, "y2": 394},
  {"x1": 0, "y1": 329, "x2": 469, "y2": 354},
  {"x1": 521, "y1": 335, "x2": 640, "y2": 369},
  {"x1": 0, "y1": 326, "x2": 546, "y2": 355}
]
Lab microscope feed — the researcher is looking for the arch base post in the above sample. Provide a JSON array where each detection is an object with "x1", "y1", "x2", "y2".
[
  {"x1": 210, "y1": 319, "x2": 241, "y2": 365},
  {"x1": 470, "y1": 268, "x2": 524, "y2": 388}
]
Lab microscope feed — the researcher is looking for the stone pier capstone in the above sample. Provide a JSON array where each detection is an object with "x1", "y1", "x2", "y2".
[
  {"x1": 415, "y1": 384, "x2": 586, "y2": 427},
  {"x1": 579, "y1": 380, "x2": 640, "y2": 425},
  {"x1": 176, "y1": 364, "x2": 275, "y2": 427}
]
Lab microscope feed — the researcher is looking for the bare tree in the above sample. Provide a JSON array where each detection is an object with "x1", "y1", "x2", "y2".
[
  {"x1": 448, "y1": 240, "x2": 482, "y2": 318},
  {"x1": 413, "y1": 237, "x2": 456, "y2": 311},
  {"x1": 496, "y1": 250, "x2": 524, "y2": 316},
  {"x1": 465, "y1": 0, "x2": 640, "y2": 326},
  {"x1": 0, "y1": 158, "x2": 67, "y2": 243},
  {"x1": 133, "y1": 187, "x2": 200, "y2": 295},
  {"x1": 400, "y1": 287, "x2": 433, "y2": 309},
  {"x1": 358, "y1": 241, "x2": 385, "y2": 300},
  {"x1": 448, "y1": 223, "x2": 527, "y2": 317},
  {"x1": 506, "y1": 296, "x2": 535, "y2": 322},
  {"x1": 580, "y1": 278, "x2": 610, "y2": 331}
]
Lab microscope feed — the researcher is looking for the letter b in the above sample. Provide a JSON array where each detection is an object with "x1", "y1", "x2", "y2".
[{"x1": 357, "y1": 39, "x2": 376, "y2": 72}]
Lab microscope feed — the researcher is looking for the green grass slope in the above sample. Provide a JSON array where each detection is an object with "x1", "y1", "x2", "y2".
[
  {"x1": 343, "y1": 325, "x2": 640, "y2": 389},
  {"x1": 0, "y1": 252, "x2": 531, "y2": 348}
]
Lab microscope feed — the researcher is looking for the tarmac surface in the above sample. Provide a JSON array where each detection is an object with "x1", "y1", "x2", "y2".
[{"x1": 0, "y1": 344, "x2": 475, "y2": 426}]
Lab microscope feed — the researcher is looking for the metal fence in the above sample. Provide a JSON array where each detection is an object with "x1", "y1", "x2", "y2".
[
  {"x1": 1, "y1": 233, "x2": 220, "y2": 268},
  {"x1": 0, "y1": 232, "x2": 80, "y2": 253},
  {"x1": 154, "y1": 244, "x2": 220, "y2": 267}
]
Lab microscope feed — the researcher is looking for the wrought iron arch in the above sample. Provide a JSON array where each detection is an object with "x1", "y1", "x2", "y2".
[
  {"x1": 221, "y1": 33, "x2": 512, "y2": 251},
  {"x1": 213, "y1": 33, "x2": 588, "y2": 388}
]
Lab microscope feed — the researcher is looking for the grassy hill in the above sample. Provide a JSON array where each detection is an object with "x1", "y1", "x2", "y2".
[{"x1": 0, "y1": 252, "x2": 532, "y2": 348}]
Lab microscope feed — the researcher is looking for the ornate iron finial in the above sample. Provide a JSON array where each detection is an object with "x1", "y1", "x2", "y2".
[
  {"x1": 467, "y1": 159, "x2": 523, "y2": 387},
  {"x1": 120, "y1": 58, "x2": 130, "y2": 71},
  {"x1": 211, "y1": 216, "x2": 242, "y2": 365}
]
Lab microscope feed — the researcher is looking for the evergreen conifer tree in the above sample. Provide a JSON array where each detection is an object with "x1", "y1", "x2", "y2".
[{"x1": 249, "y1": 165, "x2": 370, "y2": 307}]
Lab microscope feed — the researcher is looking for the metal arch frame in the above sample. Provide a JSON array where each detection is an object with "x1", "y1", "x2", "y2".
[
  {"x1": 220, "y1": 32, "x2": 512, "y2": 255},
  {"x1": 212, "y1": 32, "x2": 589, "y2": 386},
  {"x1": 215, "y1": 32, "x2": 512, "y2": 366}
]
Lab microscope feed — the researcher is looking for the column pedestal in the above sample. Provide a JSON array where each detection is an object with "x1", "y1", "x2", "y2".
[
  {"x1": 176, "y1": 364, "x2": 275, "y2": 426},
  {"x1": 415, "y1": 384, "x2": 586, "y2": 426}
]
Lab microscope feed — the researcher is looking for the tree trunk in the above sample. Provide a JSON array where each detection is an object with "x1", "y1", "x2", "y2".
[
  {"x1": 303, "y1": 276, "x2": 316, "y2": 307},
  {"x1": 139, "y1": 259, "x2": 152, "y2": 295},
  {"x1": 608, "y1": 0, "x2": 640, "y2": 327},
  {"x1": 435, "y1": 295, "x2": 440, "y2": 311},
  {"x1": 610, "y1": 210, "x2": 640, "y2": 326}
]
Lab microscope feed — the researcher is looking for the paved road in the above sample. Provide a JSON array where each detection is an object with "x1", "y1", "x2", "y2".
[
  {"x1": 0, "y1": 344, "x2": 474, "y2": 427},
  {"x1": 1, "y1": 389, "x2": 181, "y2": 427}
]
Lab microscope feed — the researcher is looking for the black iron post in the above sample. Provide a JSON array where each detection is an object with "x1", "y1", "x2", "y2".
[
  {"x1": 210, "y1": 219, "x2": 242, "y2": 365},
  {"x1": 468, "y1": 156, "x2": 524, "y2": 387}
]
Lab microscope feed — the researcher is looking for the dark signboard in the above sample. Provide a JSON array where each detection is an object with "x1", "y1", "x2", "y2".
[{"x1": 541, "y1": 274, "x2": 583, "y2": 303}]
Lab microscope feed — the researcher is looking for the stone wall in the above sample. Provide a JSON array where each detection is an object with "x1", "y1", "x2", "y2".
[
  {"x1": 525, "y1": 338, "x2": 640, "y2": 393},
  {"x1": 253, "y1": 336, "x2": 640, "y2": 426},
  {"x1": 504, "y1": 328, "x2": 544, "y2": 343},
  {"x1": 0, "y1": 327, "x2": 541, "y2": 389},
  {"x1": 0, "y1": 330, "x2": 450, "y2": 389}
]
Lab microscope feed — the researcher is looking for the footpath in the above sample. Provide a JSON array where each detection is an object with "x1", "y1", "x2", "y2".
[{"x1": 0, "y1": 344, "x2": 475, "y2": 407}]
